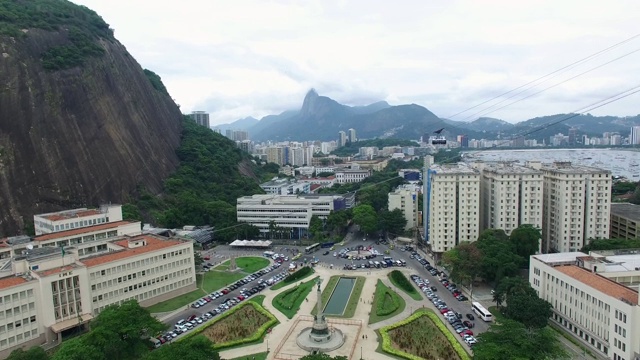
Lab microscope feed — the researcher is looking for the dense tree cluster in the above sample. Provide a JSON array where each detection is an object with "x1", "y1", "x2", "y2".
[
  {"x1": 126, "y1": 118, "x2": 266, "y2": 242},
  {"x1": 441, "y1": 225, "x2": 541, "y2": 286}
]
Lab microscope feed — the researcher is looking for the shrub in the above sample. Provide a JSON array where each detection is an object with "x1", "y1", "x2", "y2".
[
  {"x1": 389, "y1": 270, "x2": 418, "y2": 296},
  {"x1": 376, "y1": 289, "x2": 400, "y2": 316},
  {"x1": 282, "y1": 267, "x2": 313, "y2": 284}
]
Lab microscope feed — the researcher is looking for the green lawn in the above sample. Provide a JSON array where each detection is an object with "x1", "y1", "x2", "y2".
[
  {"x1": 249, "y1": 295, "x2": 265, "y2": 306},
  {"x1": 311, "y1": 276, "x2": 365, "y2": 318},
  {"x1": 388, "y1": 270, "x2": 422, "y2": 301},
  {"x1": 202, "y1": 270, "x2": 246, "y2": 293},
  {"x1": 369, "y1": 280, "x2": 406, "y2": 324},
  {"x1": 225, "y1": 352, "x2": 268, "y2": 360},
  {"x1": 272, "y1": 277, "x2": 318, "y2": 319},
  {"x1": 146, "y1": 256, "x2": 269, "y2": 313},
  {"x1": 235, "y1": 257, "x2": 271, "y2": 273}
]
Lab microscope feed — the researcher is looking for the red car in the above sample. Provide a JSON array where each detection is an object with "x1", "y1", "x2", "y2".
[
  {"x1": 222, "y1": 289, "x2": 230, "y2": 294},
  {"x1": 440, "y1": 308, "x2": 449, "y2": 314},
  {"x1": 187, "y1": 315, "x2": 197, "y2": 322},
  {"x1": 460, "y1": 329, "x2": 473, "y2": 336},
  {"x1": 204, "y1": 256, "x2": 210, "y2": 260}
]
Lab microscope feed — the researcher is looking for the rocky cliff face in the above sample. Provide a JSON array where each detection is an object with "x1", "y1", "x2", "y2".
[{"x1": 0, "y1": 29, "x2": 182, "y2": 235}]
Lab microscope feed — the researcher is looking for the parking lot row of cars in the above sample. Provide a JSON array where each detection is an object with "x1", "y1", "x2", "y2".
[
  {"x1": 154, "y1": 264, "x2": 287, "y2": 346},
  {"x1": 410, "y1": 274, "x2": 478, "y2": 347}
]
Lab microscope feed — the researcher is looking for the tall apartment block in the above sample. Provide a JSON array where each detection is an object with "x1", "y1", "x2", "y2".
[
  {"x1": 425, "y1": 162, "x2": 480, "y2": 253},
  {"x1": 348, "y1": 128, "x2": 357, "y2": 143},
  {"x1": 631, "y1": 126, "x2": 640, "y2": 145},
  {"x1": 472, "y1": 162, "x2": 543, "y2": 235},
  {"x1": 388, "y1": 187, "x2": 418, "y2": 231},
  {"x1": 188, "y1": 111, "x2": 210, "y2": 128},
  {"x1": 338, "y1": 131, "x2": 347, "y2": 147},
  {"x1": 536, "y1": 161, "x2": 611, "y2": 252}
]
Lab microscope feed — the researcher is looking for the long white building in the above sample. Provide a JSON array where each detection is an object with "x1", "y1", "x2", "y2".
[
  {"x1": 536, "y1": 161, "x2": 611, "y2": 252},
  {"x1": 236, "y1": 194, "x2": 350, "y2": 238},
  {"x1": 0, "y1": 229, "x2": 195, "y2": 358},
  {"x1": 530, "y1": 251, "x2": 640, "y2": 360},
  {"x1": 472, "y1": 162, "x2": 544, "y2": 235},
  {"x1": 33, "y1": 204, "x2": 123, "y2": 236},
  {"x1": 425, "y1": 162, "x2": 480, "y2": 253}
]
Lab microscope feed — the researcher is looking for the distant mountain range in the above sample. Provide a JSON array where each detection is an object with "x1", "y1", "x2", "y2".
[{"x1": 214, "y1": 90, "x2": 640, "y2": 142}]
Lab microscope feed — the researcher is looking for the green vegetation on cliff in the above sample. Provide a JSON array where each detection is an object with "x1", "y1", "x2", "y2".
[
  {"x1": 0, "y1": 0, "x2": 114, "y2": 70},
  {"x1": 132, "y1": 118, "x2": 266, "y2": 240},
  {"x1": 144, "y1": 69, "x2": 170, "y2": 96}
]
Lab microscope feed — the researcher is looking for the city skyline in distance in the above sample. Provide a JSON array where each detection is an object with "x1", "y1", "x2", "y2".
[{"x1": 73, "y1": 0, "x2": 640, "y2": 125}]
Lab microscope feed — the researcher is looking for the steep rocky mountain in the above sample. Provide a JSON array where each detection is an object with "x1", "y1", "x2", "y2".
[
  {"x1": 0, "y1": 0, "x2": 183, "y2": 235},
  {"x1": 248, "y1": 90, "x2": 484, "y2": 141}
]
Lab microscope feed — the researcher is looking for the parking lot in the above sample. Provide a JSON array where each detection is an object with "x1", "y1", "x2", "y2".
[{"x1": 157, "y1": 232, "x2": 491, "y2": 350}]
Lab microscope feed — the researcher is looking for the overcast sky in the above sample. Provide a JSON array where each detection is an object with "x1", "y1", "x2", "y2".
[{"x1": 73, "y1": 0, "x2": 640, "y2": 125}]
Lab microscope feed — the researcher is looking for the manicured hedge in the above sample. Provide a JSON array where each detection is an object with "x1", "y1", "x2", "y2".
[
  {"x1": 379, "y1": 309, "x2": 471, "y2": 360},
  {"x1": 179, "y1": 301, "x2": 278, "y2": 350},
  {"x1": 275, "y1": 285, "x2": 308, "y2": 310},
  {"x1": 376, "y1": 288, "x2": 400, "y2": 316},
  {"x1": 389, "y1": 270, "x2": 421, "y2": 300}
]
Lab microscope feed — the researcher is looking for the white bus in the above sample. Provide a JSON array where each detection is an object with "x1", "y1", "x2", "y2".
[
  {"x1": 472, "y1": 302, "x2": 493, "y2": 322},
  {"x1": 263, "y1": 251, "x2": 275, "y2": 258}
]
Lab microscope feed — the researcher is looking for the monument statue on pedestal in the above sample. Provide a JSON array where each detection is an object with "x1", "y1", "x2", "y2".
[{"x1": 296, "y1": 277, "x2": 345, "y2": 353}]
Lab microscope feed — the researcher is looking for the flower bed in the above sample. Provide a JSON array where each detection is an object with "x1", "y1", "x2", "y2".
[
  {"x1": 180, "y1": 301, "x2": 277, "y2": 350},
  {"x1": 379, "y1": 309, "x2": 471, "y2": 360}
]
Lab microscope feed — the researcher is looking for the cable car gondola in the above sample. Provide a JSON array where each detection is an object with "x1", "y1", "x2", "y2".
[{"x1": 430, "y1": 128, "x2": 447, "y2": 145}]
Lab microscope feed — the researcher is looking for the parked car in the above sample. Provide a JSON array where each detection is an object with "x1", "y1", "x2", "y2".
[{"x1": 466, "y1": 313, "x2": 475, "y2": 320}]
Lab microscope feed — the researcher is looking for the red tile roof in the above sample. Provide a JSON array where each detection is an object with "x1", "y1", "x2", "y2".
[
  {"x1": 81, "y1": 235, "x2": 184, "y2": 268},
  {"x1": 0, "y1": 276, "x2": 28, "y2": 290},
  {"x1": 34, "y1": 221, "x2": 136, "y2": 241},
  {"x1": 556, "y1": 265, "x2": 639, "y2": 305}
]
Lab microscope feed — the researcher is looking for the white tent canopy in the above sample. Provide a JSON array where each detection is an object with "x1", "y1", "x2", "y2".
[{"x1": 229, "y1": 239, "x2": 273, "y2": 248}]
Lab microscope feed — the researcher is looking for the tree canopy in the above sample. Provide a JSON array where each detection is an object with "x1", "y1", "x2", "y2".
[
  {"x1": 581, "y1": 238, "x2": 640, "y2": 252},
  {"x1": 508, "y1": 224, "x2": 541, "y2": 264},
  {"x1": 473, "y1": 319, "x2": 568, "y2": 360},
  {"x1": 6, "y1": 347, "x2": 48, "y2": 360},
  {"x1": 299, "y1": 354, "x2": 348, "y2": 360},
  {"x1": 378, "y1": 208, "x2": 408, "y2": 236},
  {"x1": 352, "y1": 204, "x2": 378, "y2": 234},
  {"x1": 441, "y1": 241, "x2": 483, "y2": 286},
  {"x1": 143, "y1": 336, "x2": 219, "y2": 360},
  {"x1": 51, "y1": 300, "x2": 166, "y2": 360}
]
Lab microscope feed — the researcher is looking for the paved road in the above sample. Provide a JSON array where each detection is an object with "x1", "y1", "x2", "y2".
[{"x1": 162, "y1": 260, "x2": 289, "y2": 329}]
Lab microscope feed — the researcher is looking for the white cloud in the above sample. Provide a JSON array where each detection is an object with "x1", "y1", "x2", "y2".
[{"x1": 73, "y1": 0, "x2": 640, "y2": 125}]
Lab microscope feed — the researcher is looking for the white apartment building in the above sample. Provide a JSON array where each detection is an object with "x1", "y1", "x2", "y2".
[
  {"x1": 260, "y1": 178, "x2": 310, "y2": 195},
  {"x1": 530, "y1": 251, "x2": 640, "y2": 360},
  {"x1": 0, "y1": 232, "x2": 195, "y2": 359},
  {"x1": 188, "y1": 111, "x2": 210, "y2": 128},
  {"x1": 237, "y1": 194, "x2": 348, "y2": 238},
  {"x1": 338, "y1": 131, "x2": 347, "y2": 147},
  {"x1": 388, "y1": 188, "x2": 418, "y2": 231},
  {"x1": 348, "y1": 128, "x2": 357, "y2": 143},
  {"x1": 426, "y1": 163, "x2": 480, "y2": 253},
  {"x1": 536, "y1": 161, "x2": 611, "y2": 252},
  {"x1": 335, "y1": 169, "x2": 371, "y2": 184},
  {"x1": 33, "y1": 204, "x2": 123, "y2": 235},
  {"x1": 473, "y1": 162, "x2": 544, "y2": 235}
]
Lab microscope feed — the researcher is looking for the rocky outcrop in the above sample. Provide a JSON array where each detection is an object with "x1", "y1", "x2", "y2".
[{"x1": 0, "y1": 29, "x2": 182, "y2": 235}]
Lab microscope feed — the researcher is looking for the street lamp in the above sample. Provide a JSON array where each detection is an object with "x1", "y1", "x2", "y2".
[{"x1": 360, "y1": 346, "x2": 363, "y2": 360}]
